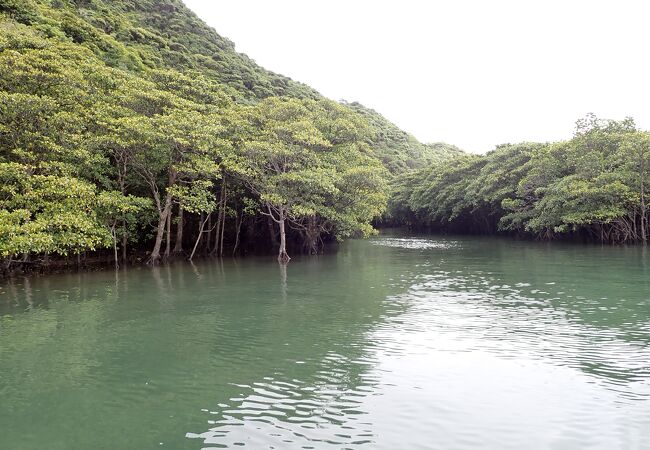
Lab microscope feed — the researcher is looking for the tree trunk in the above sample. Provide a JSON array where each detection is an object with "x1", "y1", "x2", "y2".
[
  {"x1": 219, "y1": 200, "x2": 226, "y2": 257},
  {"x1": 268, "y1": 217, "x2": 278, "y2": 247},
  {"x1": 641, "y1": 207, "x2": 648, "y2": 245},
  {"x1": 205, "y1": 213, "x2": 212, "y2": 253},
  {"x1": 233, "y1": 211, "x2": 242, "y2": 256},
  {"x1": 211, "y1": 186, "x2": 226, "y2": 257},
  {"x1": 121, "y1": 218, "x2": 128, "y2": 263},
  {"x1": 278, "y1": 214, "x2": 290, "y2": 264},
  {"x1": 111, "y1": 224, "x2": 119, "y2": 270},
  {"x1": 190, "y1": 213, "x2": 210, "y2": 261},
  {"x1": 149, "y1": 168, "x2": 176, "y2": 265},
  {"x1": 164, "y1": 207, "x2": 172, "y2": 259},
  {"x1": 119, "y1": 164, "x2": 128, "y2": 264},
  {"x1": 304, "y1": 215, "x2": 320, "y2": 254},
  {"x1": 211, "y1": 206, "x2": 221, "y2": 256},
  {"x1": 149, "y1": 193, "x2": 172, "y2": 265},
  {"x1": 220, "y1": 179, "x2": 227, "y2": 256},
  {"x1": 173, "y1": 207, "x2": 184, "y2": 254}
]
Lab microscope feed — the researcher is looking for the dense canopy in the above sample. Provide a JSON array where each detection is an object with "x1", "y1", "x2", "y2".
[
  {"x1": 389, "y1": 114, "x2": 650, "y2": 244},
  {"x1": 2, "y1": 0, "x2": 648, "y2": 277},
  {"x1": 0, "y1": 0, "x2": 458, "y2": 274}
]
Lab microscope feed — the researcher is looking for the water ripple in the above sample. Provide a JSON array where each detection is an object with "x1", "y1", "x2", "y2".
[{"x1": 2, "y1": 235, "x2": 650, "y2": 449}]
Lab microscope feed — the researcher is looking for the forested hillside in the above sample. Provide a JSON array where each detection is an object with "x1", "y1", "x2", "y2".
[
  {"x1": 9, "y1": 0, "x2": 644, "y2": 277},
  {"x1": 1, "y1": 0, "x2": 319, "y2": 99},
  {"x1": 0, "y1": 0, "x2": 459, "y2": 274},
  {"x1": 343, "y1": 102, "x2": 462, "y2": 174},
  {"x1": 389, "y1": 114, "x2": 650, "y2": 244}
]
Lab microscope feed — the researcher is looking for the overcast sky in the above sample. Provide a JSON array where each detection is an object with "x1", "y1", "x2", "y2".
[{"x1": 184, "y1": 0, "x2": 650, "y2": 153}]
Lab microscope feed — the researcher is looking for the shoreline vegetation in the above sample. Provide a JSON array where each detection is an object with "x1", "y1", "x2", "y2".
[
  {"x1": 388, "y1": 114, "x2": 650, "y2": 245},
  {"x1": 1, "y1": 0, "x2": 649, "y2": 278},
  {"x1": 0, "y1": 0, "x2": 457, "y2": 277}
]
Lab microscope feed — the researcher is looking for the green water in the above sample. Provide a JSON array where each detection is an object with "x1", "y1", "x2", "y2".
[{"x1": 1, "y1": 233, "x2": 649, "y2": 449}]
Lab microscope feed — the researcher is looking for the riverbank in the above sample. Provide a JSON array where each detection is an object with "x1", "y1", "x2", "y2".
[{"x1": 4, "y1": 225, "x2": 648, "y2": 281}]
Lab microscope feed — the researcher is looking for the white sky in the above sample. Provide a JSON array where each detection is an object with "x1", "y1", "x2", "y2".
[{"x1": 183, "y1": 0, "x2": 650, "y2": 153}]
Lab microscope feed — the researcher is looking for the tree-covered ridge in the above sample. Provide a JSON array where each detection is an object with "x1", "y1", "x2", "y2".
[
  {"x1": 0, "y1": 0, "x2": 458, "y2": 275},
  {"x1": 0, "y1": 0, "x2": 461, "y2": 168},
  {"x1": 390, "y1": 114, "x2": 650, "y2": 244},
  {"x1": 0, "y1": 0, "x2": 459, "y2": 168},
  {"x1": 1, "y1": 0, "x2": 319, "y2": 100},
  {"x1": 344, "y1": 101, "x2": 463, "y2": 174},
  {"x1": 0, "y1": 1, "x2": 411, "y2": 271}
]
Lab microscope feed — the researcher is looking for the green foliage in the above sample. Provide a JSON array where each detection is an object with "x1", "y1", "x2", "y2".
[
  {"x1": 236, "y1": 97, "x2": 388, "y2": 240},
  {"x1": 0, "y1": 162, "x2": 138, "y2": 257},
  {"x1": 1, "y1": 0, "x2": 318, "y2": 100},
  {"x1": 393, "y1": 115, "x2": 650, "y2": 243},
  {"x1": 1, "y1": 2, "x2": 422, "y2": 266}
]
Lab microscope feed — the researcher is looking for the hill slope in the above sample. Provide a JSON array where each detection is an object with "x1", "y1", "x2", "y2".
[
  {"x1": 1, "y1": 0, "x2": 319, "y2": 100},
  {"x1": 345, "y1": 102, "x2": 463, "y2": 173},
  {"x1": 1, "y1": 0, "x2": 460, "y2": 170},
  {"x1": 0, "y1": 0, "x2": 463, "y2": 273}
]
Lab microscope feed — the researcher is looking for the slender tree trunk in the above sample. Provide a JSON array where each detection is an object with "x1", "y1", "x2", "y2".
[
  {"x1": 304, "y1": 215, "x2": 320, "y2": 254},
  {"x1": 149, "y1": 170, "x2": 176, "y2": 265},
  {"x1": 219, "y1": 198, "x2": 227, "y2": 257},
  {"x1": 119, "y1": 163, "x2": 128, "y2": 264},
  {"x1": 211, "y1": 189, "x2": 225, "y2": 257},
  {"x1": 121, "y1": 218, "x2": 128, "y2": 263},
  {"x1": 205, "y1": 214, "x2": 212, "y2": 254},
  {"x1": 268, "y1": 217, "x2": 278, "y2": 247},
  {"x1": 190, "y1": 213, "x2": 210, "y2": 261},
  {"x1": 173, "y1": 207, "x2": 184, "y2": 254},
  {"x1": 209, "y1": 181, "x2": 228, "y2": 256},
  {"x1": 211, "y1": 206, "x2": 221, "y2": 256},
  {"x1": 165, "y1": 207, "x2": 172, "y2": 259},
  {"x1": 111, "y1": 224, "x2": 119, "y2": 270},
  {"x1": 278, "y1": 212, "x2": 290, "y2": 264},
  {"x1": 233, "y1": 211, "x2": 243, "y2": 256},
  {"x1": 149, "y1": 193, "x2": 172, "y2": 265},
  {"x1": 600, "y1": 224, "x2": 604, "y2": 244}
]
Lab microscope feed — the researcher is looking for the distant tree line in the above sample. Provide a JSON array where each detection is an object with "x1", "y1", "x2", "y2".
[{"x1": 388, "y1": 114, "x2": 650, "y2": 244}]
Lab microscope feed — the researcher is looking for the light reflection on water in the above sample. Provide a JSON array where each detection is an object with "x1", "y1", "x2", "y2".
[
  {"x1": 1, "y1": 233, "x2": 649, "y2": 449},
  {"x1": 372, "y1": 237, "x2": 460, "y2": 250},
  {"x1": 184, "y1": 235, "x2": 650, "y2": 450}
]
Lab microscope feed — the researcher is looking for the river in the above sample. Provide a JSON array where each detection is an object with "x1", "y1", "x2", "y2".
[{"x1": 1, "y1": 232, "x2": 649, "y2": 449}]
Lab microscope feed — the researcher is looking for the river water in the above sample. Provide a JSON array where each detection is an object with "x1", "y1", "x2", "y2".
[{"x1": 1, "y1": 233, "x2": 649, "y2": 449}]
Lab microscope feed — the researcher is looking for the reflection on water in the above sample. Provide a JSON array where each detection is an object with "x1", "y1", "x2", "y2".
[
  {"x1": 1, "y1": 233, "x2": 650, "y2": 449},
  {"x1": 186, "y1": 352, "x2": 378, "y2": 448},
  {"x1": 372, "y1": 237, "x2": 460, "y2": 250}
]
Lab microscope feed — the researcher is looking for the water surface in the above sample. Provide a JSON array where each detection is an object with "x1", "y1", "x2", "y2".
[{"x1": 1, "y1": 233, "x2": 649, "y2": 449}]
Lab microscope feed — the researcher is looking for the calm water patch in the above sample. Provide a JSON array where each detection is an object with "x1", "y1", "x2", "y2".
[{"x1": 1, "y1": 233, "x2": 649, "y2": 449}]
